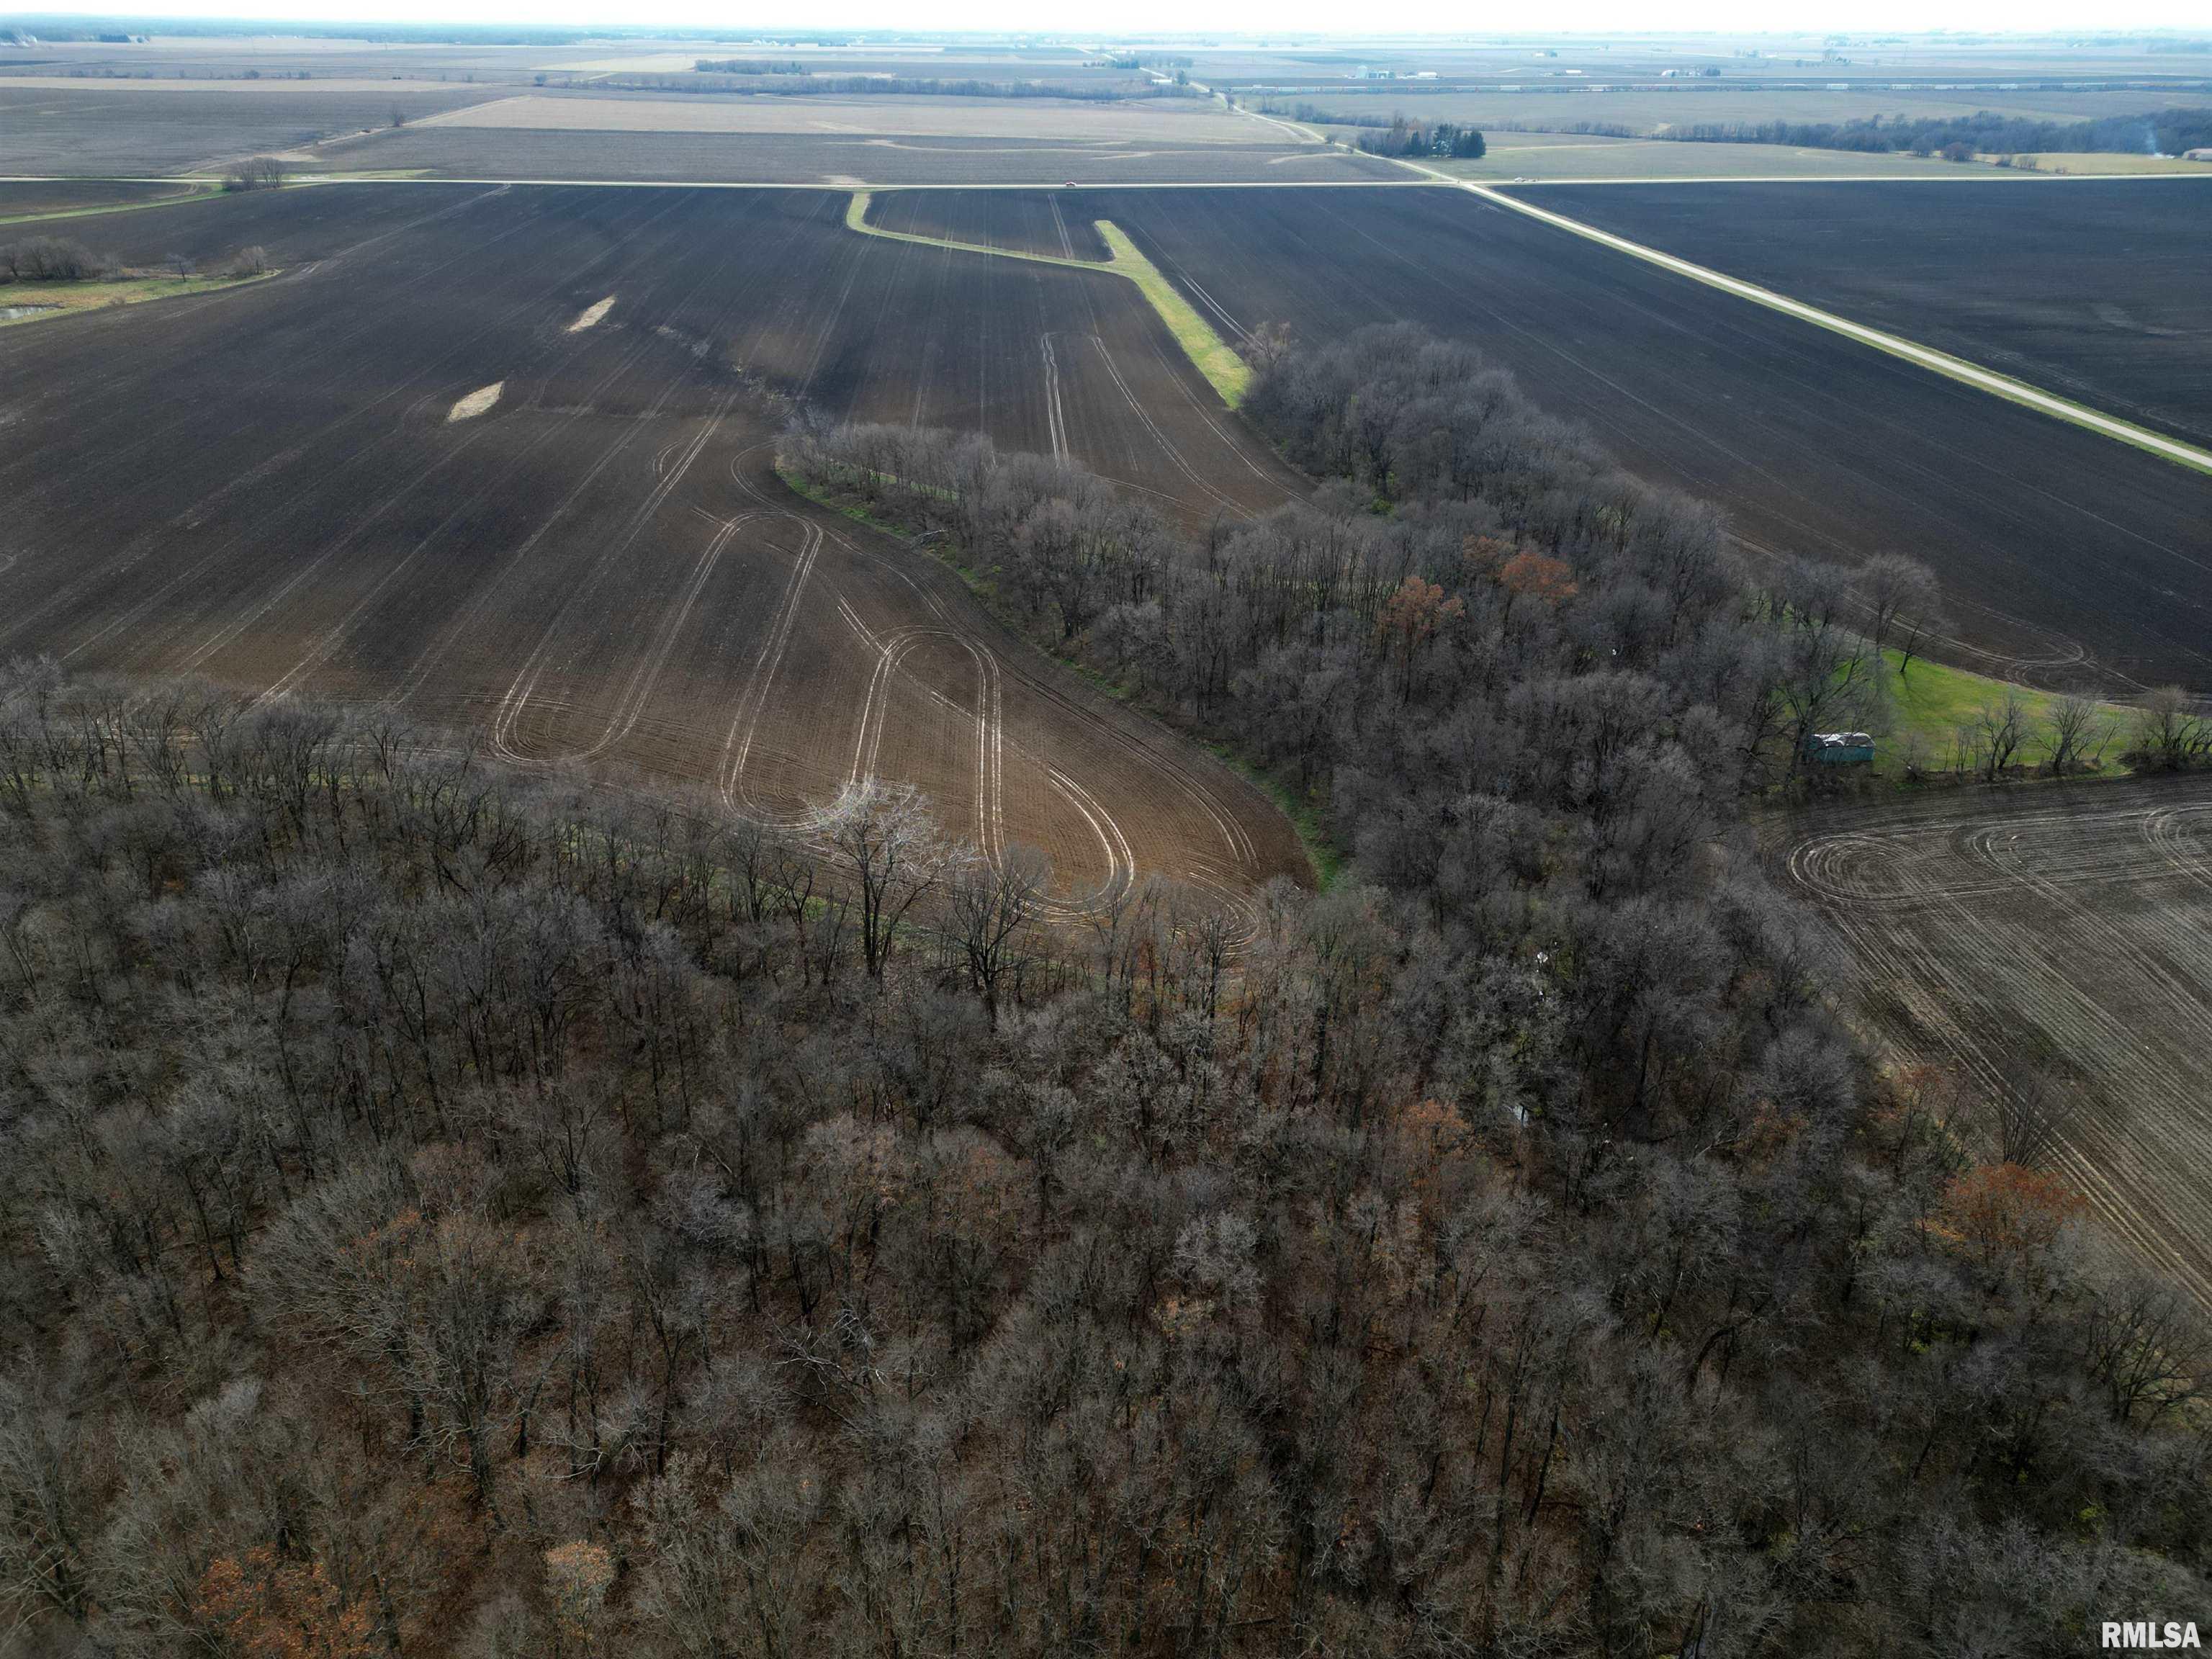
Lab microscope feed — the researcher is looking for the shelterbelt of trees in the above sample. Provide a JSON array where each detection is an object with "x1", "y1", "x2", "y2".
[{"x1": 3, "y1": 328, "x2": 2205, "y2": 1658}]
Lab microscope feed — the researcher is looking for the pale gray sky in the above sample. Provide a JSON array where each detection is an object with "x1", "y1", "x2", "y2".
[{"x1": 21, "y1": 1, "x2": 2212, "y2": 38}]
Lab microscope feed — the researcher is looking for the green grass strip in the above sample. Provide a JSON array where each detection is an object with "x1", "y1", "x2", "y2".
[
  {"x1": 845, "y1": 189, "x2": 1251, "y2": 408},
  {"x1": 1092, "y1": 221, "x2": 1251, "y2": 408},
  {"x1": 1869, "y1": 649, "x2": 2133, "y2": 781},
  {"x1": 0, "y1": 268, "x2": 277, "y2": 328},
  {"x1": 0, "y1": 181, "x2": 222, "y2": 228}
]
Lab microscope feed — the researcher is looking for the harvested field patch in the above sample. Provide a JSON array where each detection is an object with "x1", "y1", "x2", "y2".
[
  {"x1": 1076, "y1": 184, "x2": 2212, "y2": 692},
  {"x1": 1768, "y1": 775, "x2": 2212, "y2": 1306},
  {"x1": 1507, "y1": 179, "x2": 2212, "y2": 450},
  {"x1": 1425, "y1": 133, "x2": 1968, "y2": 181},
  {"x1": 0, "y1": 184, "x2": 1307, "y2": 916},
  {"x1": 0, "y1": 83, "x2": 505, "y2": 176},
  {"x1": 318, "y1": 127, "x2": 1404, "y2": 184},
  {"x1": 418, "y1": 91, "x2": 1251, "y2": 143}
]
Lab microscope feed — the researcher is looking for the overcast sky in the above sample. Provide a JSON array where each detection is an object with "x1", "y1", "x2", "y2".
[{"x1": 18, "y1": 1, "x2": 2212, "y2": 37}]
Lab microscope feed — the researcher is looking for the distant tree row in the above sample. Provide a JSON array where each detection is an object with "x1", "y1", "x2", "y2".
[
  {"x1": 1672, "y1": 105, "x2": 2212, "y2": 157},
  {"x1": 603, "y1": 71, "x2": 1195, "y2": 102},
  {"x1": 1353, "y1": 116, "x2": 1486, "y2": 158},
  {"x1": 222, "y1": 156, "x2": 287, "y2": 192},
  {"x1": 691, "y1": 56, "x2": 809, "y2": 73},
  {"x1": 0, "y1": 234, "x2": 107, "y2": 282}
]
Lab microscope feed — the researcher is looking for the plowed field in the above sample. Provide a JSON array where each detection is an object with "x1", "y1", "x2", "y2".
[
  {"x1": 1771, "y1": 777, "x2": 2212, "y2": 1305},
  {"x1": 0, "y1": 184, "x2": 1309, "y2": 914},
  {"x1": 1079, "y1": 184, "x2": 2212, "y2": 693}
]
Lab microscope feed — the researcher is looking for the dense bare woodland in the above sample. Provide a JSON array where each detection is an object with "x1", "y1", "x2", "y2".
[{"x1": 4, "y1": 328, "x2": 2208, "y2": 1657}]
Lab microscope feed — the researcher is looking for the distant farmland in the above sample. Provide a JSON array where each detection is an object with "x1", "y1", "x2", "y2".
[
  {"x1": 0, "y1": 82, "x2": 504, "y2": 175},
  {"x1": 321, "y1": 127, "x2": 1401, "y2": 184},
  {"x1": 1076, "y1": 183, "x2": 2212, "y2": 692},
  {"x1": 0, "y1": 184, "x2": 1308, "y2": 913},
  {"x1": 1511, "y1": 179, "x2": 2212, "y2": 449}
]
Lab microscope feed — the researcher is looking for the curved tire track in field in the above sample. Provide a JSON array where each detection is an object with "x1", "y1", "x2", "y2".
[
  {"x1": 1771, "y1": 781, "x2": 2212, "y2": 1307},
  {"x1": 714, "y1": 448, "x2": 1280, "y2": 931}
]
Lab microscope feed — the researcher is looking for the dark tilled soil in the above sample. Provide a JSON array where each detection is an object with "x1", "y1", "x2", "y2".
[
  {"x1": 0, "y1": 179, "x2": 209, "y2": 217},
  {"x1": 1510, "y1": 179, "x2": 2212, "y2": 451},
  {"x1": 0, "y1": 184, "x2": 1309, "y2": 910},
  {"x1": 866, "y1": 188, "x2": 1110, "y2": 261}
]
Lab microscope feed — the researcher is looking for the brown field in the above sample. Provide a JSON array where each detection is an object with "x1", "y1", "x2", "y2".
[
  {"x1": 0, "y1": 184, "x2": 1310, "y2": 916},
  {"x1": 1770, "y1": 776, "x2": 2212, "y2": 1305}
]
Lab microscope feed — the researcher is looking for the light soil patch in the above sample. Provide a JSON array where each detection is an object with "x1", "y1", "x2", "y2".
[
  {"x1": 423, "y1": 92, "x2": 1249, "y2": 144},
  {"x1": 0, "y1": 76, "x2": 496, "y2": 94},
  {"x1": 567, "y1": 295, "x2": 616, "y2": 332},
  {"x1": 1429, "y1": 135, "x2": 1972, "y2": 182},
  {"x1": 845, "y1": 190, "x2": 1251, "y2": 407},
  {"x1": 447, "y1": 381, "x2": 503, "y2": 421}
]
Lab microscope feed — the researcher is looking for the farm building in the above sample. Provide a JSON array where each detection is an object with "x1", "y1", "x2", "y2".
[{"x1": 1804, "y1": 731, "x2": 1876, "y2": 766}]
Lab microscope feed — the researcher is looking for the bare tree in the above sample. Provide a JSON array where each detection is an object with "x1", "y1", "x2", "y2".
[
  {"x1": 0, "y1": 1374, "x2": 96, "y2": 1631},
  {"x1": 2134, "y1": 685, "x2": 2208, "y2": 773},
  {"x1": 2041, "y1": 693, "x2": 2109, "y2": 778},
  {"x1": 1969, "y1": 689, "x2": 2028, "y2": 782},
  {"x1": 943, "y1": 843, "x2": 1051, "y2": 1024},
  {"x1": 1852, "y1": 552, "x2": 1946, "y2": 682},
  {"x1": 223, "y1": 156, "x2": 288, "y2": 193},
  {"x1": 811, "y1": 779, "x2": 959, "y2": 979},
  {"x1": 1991, "y1": 1075, "x2": 2084, "y2": 1171}
]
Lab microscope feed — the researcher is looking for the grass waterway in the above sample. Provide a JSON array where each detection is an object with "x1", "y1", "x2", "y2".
[
  {"x1": 844, "y1": 189, "x2": 1252, "y2": 408},
  {"x1": 0, "y1": 268, "x2": 274, "y2": 327}
]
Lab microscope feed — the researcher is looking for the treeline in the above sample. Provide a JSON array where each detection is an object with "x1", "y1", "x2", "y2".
[
  {"x1": 598, "y1": 71, "x2": 1190, "y2": 101},
  {"x1": 1260, "y1": 99, "x2": 1490, "y2": 158},
  {"x1": 1673, "y1": 106, "x2": 2212, "y2": 156},
  {"x1": 0, "y1": 234, "x2": 107, "y2": 281},
  {"x1": 692, "y1": 56, "x2": 808, "y2": 73},
  {"x1": 0, "y1": 233, "x2": 267, "y2": 282},
  {"x1": 4, "y1": 328, "x2": 2206, "y2": 1657},
  {"x1": 1354, "y1": 115, "x2": 1486, "y2": 158}
]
